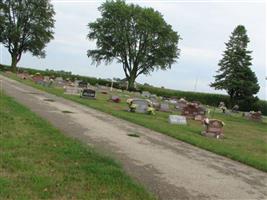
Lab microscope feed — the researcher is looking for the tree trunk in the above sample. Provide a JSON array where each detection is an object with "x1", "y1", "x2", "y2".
[
  {"x1": 11, "y1": 55, "x2": 18, "y2": 72},
  {"x1": 127, "y1": 75, "x2": 136, "y2": 91}
]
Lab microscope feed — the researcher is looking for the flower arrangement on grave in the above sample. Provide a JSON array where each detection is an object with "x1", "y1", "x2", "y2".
[
  {"x1": 147, "y1": 107, "x2": 155, "y2": 115},
  {"x1": 130, "y1": 103, "x2": 137, "y2": 112}
]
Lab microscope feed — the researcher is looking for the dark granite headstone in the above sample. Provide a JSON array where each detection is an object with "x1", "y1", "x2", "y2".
[
  {"x1": 78, "y1": 81, "x2": 88, "y2": 88},
  {"x1": 81, "y1": 89, "x2": 96, "y2": 99}
]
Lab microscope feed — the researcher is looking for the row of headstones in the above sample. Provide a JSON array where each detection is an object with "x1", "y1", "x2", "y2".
[
  {"x1": 219, "y1": 102, "x2": 262, "y2": 122},
  {"x1": 27, "y1": 73, "x2": 225, "y2": 139},
  {"x1": 129, "y1": 97, "x2": 224, "y2": 139}
]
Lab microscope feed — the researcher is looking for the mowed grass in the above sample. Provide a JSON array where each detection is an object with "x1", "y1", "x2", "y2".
[
  {"x1": 3, "y1": 72, "x2": 267, "y2": 172},
  {"x1": 0, "y1": 93, "x2": 154, "y2": 200}
]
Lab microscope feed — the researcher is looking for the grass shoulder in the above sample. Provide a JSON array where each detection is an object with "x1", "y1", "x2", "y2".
[{"x1": 0, "y1": 93, "x2": 154, "y2": 199}]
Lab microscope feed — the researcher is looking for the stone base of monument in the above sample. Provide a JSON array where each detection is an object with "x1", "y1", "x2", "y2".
[{"x1": 201, "y1": 131, "x2": 224, "y2": 139}]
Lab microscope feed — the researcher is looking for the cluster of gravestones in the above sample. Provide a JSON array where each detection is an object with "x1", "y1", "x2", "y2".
[
  {"x1": 218, "y1": 101, "x2": 262, "y2": 122},
  {"x1": 16, "y1": 73, "x2": 246, "y2": 139},
  {"x1": 243, "y1": 111, "x2": 262, "y2": 122},
  {"x1": 129, "y1": 94, "x2": 225, "y2": 139}
]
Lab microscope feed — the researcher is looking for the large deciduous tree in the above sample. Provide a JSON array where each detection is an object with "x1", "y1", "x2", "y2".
[
  {"x1": 87, "y1": 0, "x2": 180, "y2": 90},
  {"x1": 0, "y1": 0, "x2": 55, "y2": 71},
  {"x1": 211, "y1": 25, "x2": 260, "y2": 108}
]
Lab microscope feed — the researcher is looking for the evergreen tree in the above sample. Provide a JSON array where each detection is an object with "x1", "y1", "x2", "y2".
[{"x1": 211, "y1": 25, "x2": 260, "y2": 108}]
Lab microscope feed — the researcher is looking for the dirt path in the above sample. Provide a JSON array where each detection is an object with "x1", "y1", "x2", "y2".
[{"x1": 1, "y1": 75, "x2": 267, "y2": 200}]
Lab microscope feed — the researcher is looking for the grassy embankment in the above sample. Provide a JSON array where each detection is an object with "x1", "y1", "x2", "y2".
[
  {"x1": 0, "y1": 93, "x2": 154, "y2": 199},
  {"x1": 3, "y1": 72, "x2": 267, "y2": 173}
]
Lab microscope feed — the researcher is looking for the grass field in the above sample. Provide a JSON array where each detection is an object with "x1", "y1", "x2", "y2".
[
  {"x1": 0, "y1": 93, "x2": 154, "y2": 199},
  {"x1": 2, "y1": 72, "x2": 267, "y2": 173}
]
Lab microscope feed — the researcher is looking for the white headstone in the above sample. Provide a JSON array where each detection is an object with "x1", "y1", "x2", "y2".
[
  {"x1": 169, "y1": 99, "x2": 177, "y2": 104},
  {"x1": 168, "y1": 115, "x2": 187, "y2": 125}
]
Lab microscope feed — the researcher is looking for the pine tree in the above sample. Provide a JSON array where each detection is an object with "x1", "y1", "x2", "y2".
[{"x1": 211, "y1": 25, "x2": 260, "y2": 108}]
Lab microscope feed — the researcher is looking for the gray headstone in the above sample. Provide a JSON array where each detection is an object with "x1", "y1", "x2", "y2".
[
  {"x1": 142, "y1": 91, "x2": 151, "y2": 98},
  {"x1": 160, "y1": 102, "x2": 170, "y2": 112},
  {"x1": 132, "y1": 99, "x2": 149, "y2": 113},
  {"x1": 168, "y1": 115, "x2": 187, "y2": 125},
  {"x1": 64, "y1": 86, "x2": 82, "y2": 95}
]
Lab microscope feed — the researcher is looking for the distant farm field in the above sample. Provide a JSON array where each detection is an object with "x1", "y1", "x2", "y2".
[
  {"x1": 3, "y1": 72, "x2": 267, "y2": 173},
  {"x1": 0, "y1": 93, "x2": 154, "y2": 199}
]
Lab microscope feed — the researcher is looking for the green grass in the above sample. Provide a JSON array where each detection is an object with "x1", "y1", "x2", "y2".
[
  {"x1": 3, "y1": 72, "x2": 267, "y2": 173},
  {"x1": 0, "y1": 93, "x2": 154, "y2": 200}
]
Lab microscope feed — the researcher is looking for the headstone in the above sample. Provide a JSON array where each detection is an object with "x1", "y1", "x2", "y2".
[
  {"x1": 176, "y1": 98, "x2": 187, "y2": 110},
  {"x1": 159, "y1": 102, "x2": 170, "y2": 112},
  {"x1": 78, "y1": 81, "x2": 88, "y2": 88},
  {"x1": 131, "y1": 99, "x2": 149, "y2": 113},
  {"x1": 244, "y1": 111, "x2": 262, "y2": 122},
  {"x1": 81, "y1": 89, "x2": 96, "y2": 99},
  {"x1": 150, "y1": 94, "x2": 157, "y2": 99},
  {"x1": 232, "y1": 105, "x2": 239, "y2": 113},
  {"x1": 168, "y1": 115, "x2": 187, "y2": 125},
  {"x1": 64, "y1": 86, "x2": 82, "y2": 95},
  {"x1": 55, "y1": 77, "x2": 63, "y2": 81},
  {"x1": 182, "y1": 103, "x2": 206, "y2": 119},
  {"x1": 74, "y1": 80, "x2": 80, "y2": 87},
  {"x1": 133, "y1": 92, "x2": 141, "y2": 97},
  {"x1": 169, "y1": 99, "x2": 177, "y2": 105},
  {"x1": 110, "y1": 95, "x2": 121, "y2": 103},
  {"x1": 44, "y1": 76, "x2": 50, "y2": 82},
  {"x1": 142, "y1": 91, "x2": 151, "y2": 98},
  {"x1": 54, "y1": 77, "x2": 65, "y2": 87},
  {"x1": 218, "y1": 102, "x2": 227, "y2": 113},
  {"x1": 202, "y1": 119, "x2": 224, "y2": 139},
  {"x1": 32, "y1": 74, "x2": 44, "y2": 84},
  {"x1": 150, "y1": 99, "x2": 160, "y2": 111}
]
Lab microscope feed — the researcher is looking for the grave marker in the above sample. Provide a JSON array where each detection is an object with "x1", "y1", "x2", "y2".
[
  {"x1": 160, "y1": 102, "x2": 170, "y2": 112},
  {"x1": 202, "y1": 119, "x2": 224, "y2": 139},
  {"x1": 142, "y1": 91, "x2": 151, "y2": 98},
  {"x1": 81, "y1": 89, "x2": 96, "y2": 99},
  {"x1": 110, "y1": 95, "x2": 121, "y2": 103},
  {"x1": 168, "y1": 115, "x2": 187, "y2": 125}
]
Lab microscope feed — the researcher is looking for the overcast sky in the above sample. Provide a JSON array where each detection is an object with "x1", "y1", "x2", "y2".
[{"x1": 1, "y1": 0, "x2": 266, "y2": 99}]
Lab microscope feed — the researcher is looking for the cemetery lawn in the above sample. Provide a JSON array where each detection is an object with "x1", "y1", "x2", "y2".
[
  {"x1": 0, "y1": 93, "x2": 154, "y2": 200},
  {"x1": 3, "y1": 73, "x2": 267, "y2": 172}
]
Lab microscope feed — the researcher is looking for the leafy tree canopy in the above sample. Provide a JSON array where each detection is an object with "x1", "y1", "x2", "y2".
[
  {"x1": 87, "y1": 0, "x2": 180, "y2": 90},
  {"x1": 0, "y1": 0, "x2": 55, "y2": 71}
]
